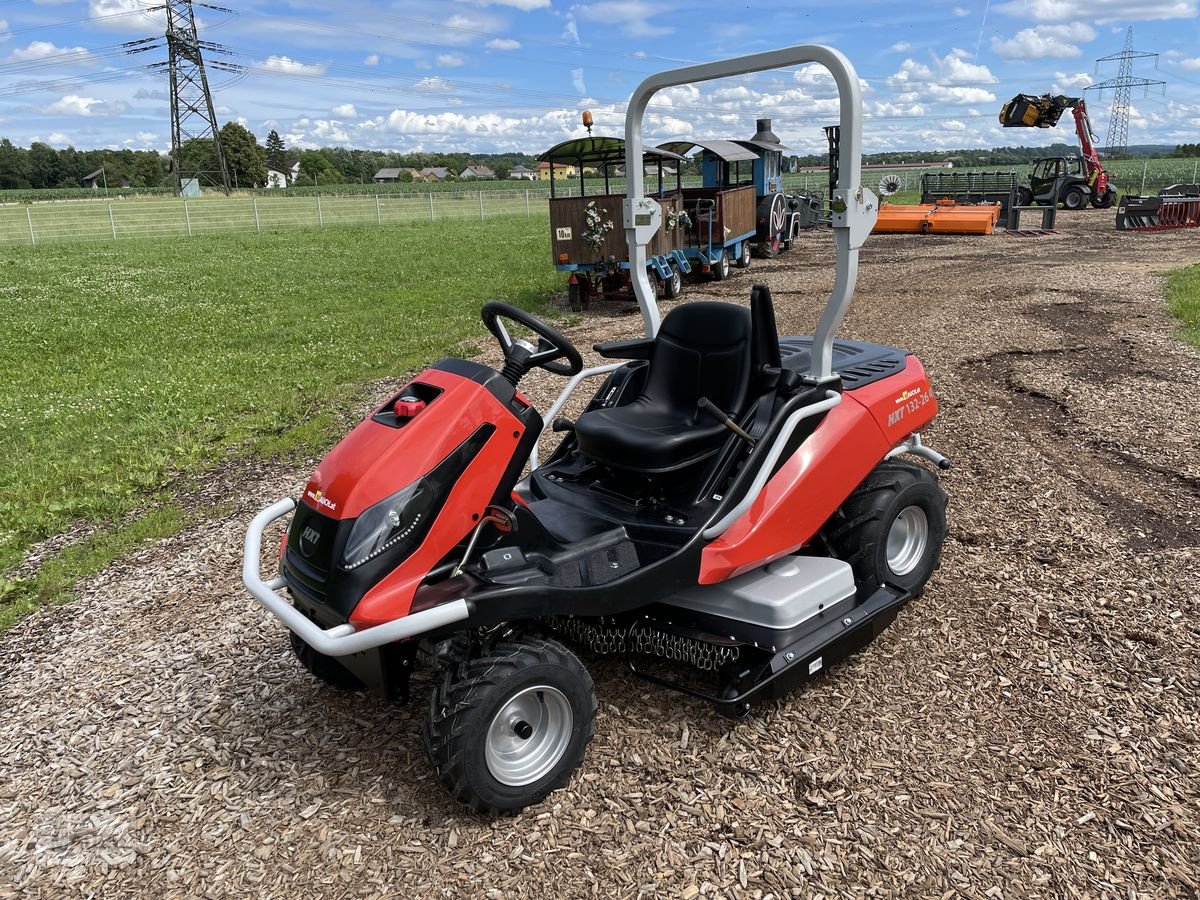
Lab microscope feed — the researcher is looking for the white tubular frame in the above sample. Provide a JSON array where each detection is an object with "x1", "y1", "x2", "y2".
[
  {"x1": 242, "y1": 497, "x2": 471, "y2": 657},
  {"x1": 623, "y1": 45, "x2": 878, "y2": 380},
  {"x1": 529, "y1": 362, "x2": 623, "y2": 470},
  {"x1": 701, "y1": 390, "x2": 842, "y2": 540}
]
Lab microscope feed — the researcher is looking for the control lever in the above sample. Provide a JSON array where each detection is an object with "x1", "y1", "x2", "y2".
[
  {"x1": 552, "y1": 417, "x2": 575, "y2": 433},
  {"x1": 698, "y1": 397, "x2": 756, "y2": 447}
]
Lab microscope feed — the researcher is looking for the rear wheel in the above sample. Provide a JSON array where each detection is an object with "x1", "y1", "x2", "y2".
[
  {"x1": 424, "y1": 637, "x2": 597, "y2": 814},
  {"x1": 735, "y1": 242, "x2": 751, "y2": 269},
  {"x1": 1063, "y1": 186, "x2": 1087, "y2": 210},
  {"x1": 289, "y1": 631, "x2": 364, "y2": 690},
  {"x1": 662, "y1": 266, "x2": 683, "y2": 299},
  {"x1": 825, "y1": 461, "x2": 948, "y2": 597},
  {"x1": 1092, "y1": 189, "x2": 1116, "y2": 209},
  {"x1": 712, "y1": 251, "x2": 730, "y2": 281},
  {"x1": 1017, "y1": 187, "x2": 1034, "y2": 206}
]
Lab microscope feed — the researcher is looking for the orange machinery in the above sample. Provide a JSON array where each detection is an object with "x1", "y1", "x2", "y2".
[{"x1": 873, "y1": 199, "x2": 1002, "y2": 235}]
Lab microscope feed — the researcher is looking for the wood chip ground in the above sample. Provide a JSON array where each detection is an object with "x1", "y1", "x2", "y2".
[{"x1": 1, "y1": 213, "x2": 1198, "y2": 898}]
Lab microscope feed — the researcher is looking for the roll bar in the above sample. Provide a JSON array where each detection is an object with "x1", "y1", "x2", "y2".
[{"x1": 623, "y1": 45, "x2": 878, "y2": 383}]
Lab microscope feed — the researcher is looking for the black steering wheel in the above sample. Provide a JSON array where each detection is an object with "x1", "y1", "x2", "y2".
[{"x1": 481, "y1": 301, "x2": 583, "y2": 384}]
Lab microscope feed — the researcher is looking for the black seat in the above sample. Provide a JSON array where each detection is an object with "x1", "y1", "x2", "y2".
[{"x1": 574, "y1": 302, "x2": 753, "y2": 473}]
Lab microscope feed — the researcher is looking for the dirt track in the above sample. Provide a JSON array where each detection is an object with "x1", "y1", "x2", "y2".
[{"x1": 2, "y1": 214, "x2": 1198, "y2": 898}]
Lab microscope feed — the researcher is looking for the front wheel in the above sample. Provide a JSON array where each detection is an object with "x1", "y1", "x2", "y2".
[
  {"x1": 1017, "y1": 187, "x2": 1034, "y2": 206},
  {"x1": 424, "y1": 637, "x2": 597, "y2": 814},
  {"x1": 1092, "y1": 189, "x2": 1116, "y2": 209},
  {"x1": 1063, "y1": 187, "x2": 1087, "y2": 211},
  {"x1": 825, "y1": 461, "x2": 948, "y2": 597}
]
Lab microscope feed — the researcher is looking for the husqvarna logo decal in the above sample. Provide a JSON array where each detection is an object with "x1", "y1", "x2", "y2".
[{"x1": 306, "y1": 489, "x2": 337, "y2": 511}]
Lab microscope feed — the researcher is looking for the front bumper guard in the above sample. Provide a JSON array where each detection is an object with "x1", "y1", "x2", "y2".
[{"x1": 242, "y1": 497, "x2": 471, "y2": 657}]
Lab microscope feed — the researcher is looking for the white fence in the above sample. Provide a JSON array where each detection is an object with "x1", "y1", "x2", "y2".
[{"x1": 0, "y1": 190, "x2": 550, "y2": 247}]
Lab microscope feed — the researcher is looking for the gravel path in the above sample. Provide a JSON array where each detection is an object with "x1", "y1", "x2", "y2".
[{"x1": 2, "y1": 215, "x2": 1198, "y2": 898}]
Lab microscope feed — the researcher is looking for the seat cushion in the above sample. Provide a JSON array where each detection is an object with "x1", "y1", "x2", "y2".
[{"x1": 573, "y1": 398, "x2": 732, "y2": 473}]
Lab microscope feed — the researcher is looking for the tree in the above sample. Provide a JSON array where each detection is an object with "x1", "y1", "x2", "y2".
[
  {"x1": 264, "y1": 129, "x2": 287, "y2": 174},
  {"x1": 219, "y1": 122, "x2": 267, "y2": 188},
  {"x1": 27, "y1": 142, "x2": 63, "y2": 189},
  {"x1": 297, "y1": 149, "x2": 341, "y2": 185},
  {"x1": 0, "y1": 139, "x2": 31, "y2": 189}
]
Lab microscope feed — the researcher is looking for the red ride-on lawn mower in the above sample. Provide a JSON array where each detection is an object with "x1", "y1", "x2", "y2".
[{"x1": 244, "y1": 45, "x2": 951, "y2": 814}]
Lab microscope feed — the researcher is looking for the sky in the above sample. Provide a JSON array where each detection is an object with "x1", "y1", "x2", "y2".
[{"x1": 1, "y1": 0, "x2": 1200, "y2": 158}]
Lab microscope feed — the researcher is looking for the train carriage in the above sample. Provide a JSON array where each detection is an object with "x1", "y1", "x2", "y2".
[{"x1": 541, "y1": 136, "x2": 692, "y2": 310}]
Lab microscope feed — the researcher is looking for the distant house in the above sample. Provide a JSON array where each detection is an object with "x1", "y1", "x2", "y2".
[
  {"x1": 536, "y1": 161, "x2": 574, "y2": 181},
  {"x1": 374, "y1": 167, "x2": 403, "y2": 183},
  {"x1": 82, "y1": 168, "x2": 108, "y2": 189},
  {"x1": 459, "y1": 165, "x2": 495, "y2": 180},
  {"x1": 644, "y1": 164, "x2": 677, "y2": 177},
  {"x1": 289, "y1": 160, "x2": 301, "y2": 184},
  {"x1": 417, "y1": 166, "x2": 451, "y2": 181},
  {"x1": 266, "y1": 168, "x2": 289, "y2": 189},
  {"x1": 508, "y1": 165, "x2": 536, "y2": 180}
]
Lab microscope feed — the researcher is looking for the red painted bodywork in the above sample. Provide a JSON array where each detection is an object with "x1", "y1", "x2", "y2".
[
  {"x1": 699, "y1": 357, "x2": 937, "y2": 584},
  {"x1": 299, "y1": 368, "x2": 525, "y2": 628}
]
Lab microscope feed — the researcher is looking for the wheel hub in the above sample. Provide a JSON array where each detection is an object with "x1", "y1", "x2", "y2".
[
  {"x1": 886, "y1": 505, "x2": 929, "y2": 577},
  {"x1": 485, "y1": 686, "x2": 573, "y2": 786}
]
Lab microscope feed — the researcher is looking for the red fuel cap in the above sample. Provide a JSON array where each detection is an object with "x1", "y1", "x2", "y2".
[{"x1": 393, "y1": 399, "x2": 427, "y2": 418}]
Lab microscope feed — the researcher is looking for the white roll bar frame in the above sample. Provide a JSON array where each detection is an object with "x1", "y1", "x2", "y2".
[{"x1": 623, "y1": 45, "x2": 878, "y2": 382}]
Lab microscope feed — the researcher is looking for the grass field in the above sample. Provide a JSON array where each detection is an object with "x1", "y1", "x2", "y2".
[
  {"x1": 1167, "y1": 263, "x2": 1200, "y2": 351},
  {"x1": 0, "y1": 216, "x2": 560, "y2": 626}
]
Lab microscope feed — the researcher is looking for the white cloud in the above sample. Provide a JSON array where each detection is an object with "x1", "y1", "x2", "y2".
[
  {"x1": 0, "y1": 20, "x2": 8, "y2": 42},
  {"x1": 1052, "y1": 70, "x2": 1094, "y2": 91},
  {"x1": 886, "y1": 51, "x2": 998, "y2": 106},
  {"x1": 6, "y1": 41, "x2": 89, "y2": 62},
  {"x1": 43, "y1": 94, "x2": 127, "y2": 116},
  {"x1": 413, "y1": 75, "x2": 454, "y2": 93},
  {"x1": 257, "y1": 55, "x2": 327, "y2": 76},
  {"x1": 364, "y1": 54, "x2": 379, "y2": 66},
  {"x1": 890, "y1": 41, "x2": 912, "y2": 52},
  {"x1": 953, "y1": 5, "x2": 970, "y2": 13},
  {"x1": 486, "y1": 38, "x2": 522, "y2": 50},
  {"x1": 996, "y1": 0, "x2": 1196, "y2": 23},
  {"x1": 135, "y1": 130, "x2": 155, "y2": 141},
  {"x1": 134, "y1": 87, "x2": 168, "y2": 100},
  {"x1": 575, "y1": 0, "x2": 673, "y2": 37},
  {"x1": 47, "y1": 132, "x2": 70, "y2": 147},
  {"x1": 310, "y1": 120, "x2": 350, "y2": 143},
  {"x1": 331, "y1": 103, "x2": 358, "y2": 118},
  {"x1": 88, "y1": 0, "x2": 164, "y2": 31},
  {"x1": 1180, "y1": 57, "x2": 1200, "y2": 71},
  {"x1": 571, "y1": 67, "x2": 587, "y2": 95},
  {"x1": 437, "y1": 53, "x2": 465, "y2": 67},
  {"x1": 992, "y1": 22, "x2": 1096, "y2": 59},
  {"x1": 563, "y1": 15, "x2": 581, "y2": 44}
]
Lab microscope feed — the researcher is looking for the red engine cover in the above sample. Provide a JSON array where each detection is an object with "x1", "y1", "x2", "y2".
[
  {"x1": 699, "y1": 357, "x2": 937, "y2": 583},
  {"x1": 300, "y1": 368, "x2": 526, "y2": 627}
]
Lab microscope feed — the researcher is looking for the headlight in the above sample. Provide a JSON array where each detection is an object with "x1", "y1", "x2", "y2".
[{"x1": 341, "y1": 480, "x2": 436, "y2": 570}]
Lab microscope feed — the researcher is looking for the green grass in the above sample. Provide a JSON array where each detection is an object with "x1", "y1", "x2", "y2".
[
  {"x1": 1166, "y1": 263, "x2": 1200, "y2": 350},
  {"x1": 0, "y1": 216, "x2": 560, "y2": 621}
]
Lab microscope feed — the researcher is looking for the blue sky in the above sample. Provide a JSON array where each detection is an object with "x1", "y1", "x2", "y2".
[{"x1": 2, "y1": 0, "x2": 1199, "y2": 156}]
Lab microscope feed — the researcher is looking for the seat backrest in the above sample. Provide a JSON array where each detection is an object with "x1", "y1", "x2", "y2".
[{"x1": 643, "y1": 302, "x2": 752, "y2": 422}]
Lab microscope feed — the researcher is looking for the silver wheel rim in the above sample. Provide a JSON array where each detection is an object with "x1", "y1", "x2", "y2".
[
  {"x1": 886, "y1": 505, "x2": 929, "y2": 577},
  {"x1": 485, "y1": 685, "x2": 573, "y2": 787}
]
